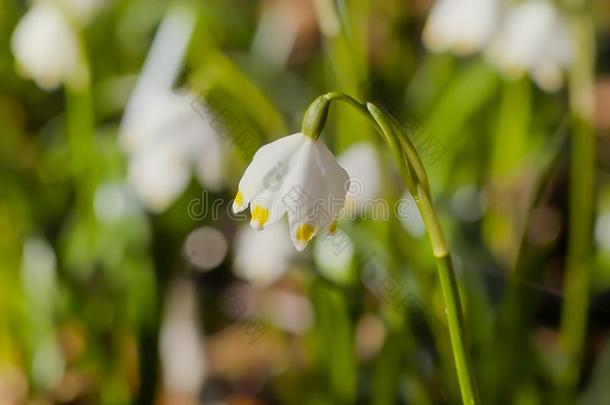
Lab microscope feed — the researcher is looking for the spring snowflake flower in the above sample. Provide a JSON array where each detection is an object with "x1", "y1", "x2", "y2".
[
  {"x1": 11, "y1": 2, "x2": 88, "y2": 90},
  {"x1": 120, "y1": 7, "x2": 225, "y2": 212},
  {"x1": 486, "y1": 0, "x2": 574, "y2": 92},
  {"x1": 422, "y1": 0, "x2": 500, "y2": 56},
  {"x1": 233, "y1": 132, "x2": 350, "y2": 251}
]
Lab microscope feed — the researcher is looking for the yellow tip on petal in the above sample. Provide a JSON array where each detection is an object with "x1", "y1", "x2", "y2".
[
  {"x1": 233, "y1": 191, "x2": 244, "y2": 212},
  {"x1": 328, "y1": 220, "x2": 337, "y2": 235},
  {"x1": 294, "y1": 223, "x2": 316, "y2": 250},
  {"x1": 250, "y1": 205, "x2": 269, "y2": 230}
]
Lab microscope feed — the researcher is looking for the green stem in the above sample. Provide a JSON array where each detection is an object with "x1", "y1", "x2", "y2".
[
  {"x1": 311, "y1": 92, "x2": 479, "y2": 404},
  {"x1": 324, "y1": 92, "x2": 382, "y2": 132},
  {"x1": 416, "y1": 186, "x2": 478, "y2": 405},
  {"x1": 559, "y1": 9, "x2": 596, "y2": 393},
  {"x1": 323, "y1": 93, "x2": 416, "y2": 192}
]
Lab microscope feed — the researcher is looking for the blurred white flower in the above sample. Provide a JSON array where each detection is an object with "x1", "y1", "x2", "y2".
[
  {"x1": 486, "y1": 0, "x2": 574, "y2": 92},
  {"x1": 233, "y1": 132, "x2": 349, "y2": 251},
  {"x1": 21, "y1": 236, "x2": 57, "y2": 307},
  {"x1": 251, "y1": 0, "x2": 299, "y2": 67},
  {"x1": 120, "y1": 6, "x2": 226, "y2": 212},
  {"x1": 233, "y1": 222, "x2": 295, "y2": 286},
  {"x1": 123, "y1": 95, "x2": 225, "y2": 212},
  {"x1": 11, "y1": 1, "x2": 88, "y2": 90},
  {"x1": 423, "y1": 0, "x2": 500, "y2": 56},
  {"x1": 159, "y1": 280, "x2": 206, "y2": 396},
  {"x1": 32, "y1": 338, "x2": 64, "y2": 390},
  {"x1": 337, "y1": 142, "x2": 381, "y2": 217}
]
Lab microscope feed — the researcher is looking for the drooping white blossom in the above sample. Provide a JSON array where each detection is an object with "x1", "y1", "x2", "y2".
[
  {"x1": 11, "y1": 1, "x2": 88, "y2": 90},
  {"x1": 486, "y1": 0, "x2": 574, "y2": 92},
  {"x1": 120, "y1": 6, "x2": 226, "y2": 212},
  {"x1": 233, "y1": 132, "x2": 349, "y2": 251},
  {"x1": 423, "y1": 0, "x2": 500, "y2": 56},
  {"x1": 123, "y1": 93, "x2": 225, "y2": 212}
]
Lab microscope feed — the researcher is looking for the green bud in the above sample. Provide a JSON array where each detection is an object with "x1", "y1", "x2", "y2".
[{"x1": 301, "y1": 95, "x2": 330, "y2": 140}]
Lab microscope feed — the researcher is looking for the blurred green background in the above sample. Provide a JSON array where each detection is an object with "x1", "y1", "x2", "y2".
[{"x1": 1, "y1": 0, "x2": 610, "y2": 404}]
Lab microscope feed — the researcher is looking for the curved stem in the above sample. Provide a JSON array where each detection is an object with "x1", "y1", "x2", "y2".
[
  {"x1": 323, "y1": 92, "x2": 383, "y2": 134},
  {"x1": 322, "y1": 93, "x2": 416, "y2": 192},
  {"x1": 316, "y1": 92, "x2": 479, "y2": 404}
]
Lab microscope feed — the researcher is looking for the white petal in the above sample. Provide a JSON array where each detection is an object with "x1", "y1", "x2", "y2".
[
  {"x1": 234, "y1": 133, "x2": 308, "y2": 213},
  {"x1": 423, "y1": 0, "x2": 499, "y2": 56},
  {"x1": 487, "y1": 2, "x2": 552, "y2": 74},
  {"x1": 11, "y1": 2, "x2": 85, "y2": 90},
  {"x1": 121, "y1": 91, "x2": 194, "y2": 153},
  {"x1": 486, "y1": 0, "x2": 572, "y2": 91},
  {"x1": 119, "y1": 5, "x2": 197, "y2": 152},
  {"x1": 179, "y1": 103, "x2": 226, "y2": 191},
  {"x1": 125, "y1": 6, "x2": 196, "y2": 109},
  {"x1": 127, "y1": 141, "x2": 191, "y2": 212},
  {"x1": 281, "y1": 140, "x2": 349, "y2": 250}
]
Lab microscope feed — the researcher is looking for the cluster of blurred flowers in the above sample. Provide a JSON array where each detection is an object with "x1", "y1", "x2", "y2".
[
  {"x1": 423, "y1": 0, "x2": 574, "y2": 92},
  {"x1": 119, "y1": 6, "x2": 227, "y2": 213}
]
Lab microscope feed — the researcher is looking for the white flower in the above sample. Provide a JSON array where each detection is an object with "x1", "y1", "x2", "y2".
[
  {"x1": 233, "y1": 222, "x2": 295, "y2": 286},
  {"x1": 120, "y1": 7, "x2": 226, "y2": 212},
  {"x1": 11, "y1": 2, "x2": 87, "y2": 90},
  {"x1": 233, "y1": 132, "x2": 350, "y2": 251},
  {"x1": 423, "y1": 0, "x2": 500, "y2": 56},
  {"x1": 486, "y1": 0, "x2": 574, "y2": 92},
  {"x1": 123, "y1": 92, "x2": 225, "y2": 212},
  {"x1": 21, "y1": 237, "x2": 57, "y2": 307},
  {"x1": 337, "y1": 142, "x2": 381, "y2": 217}
]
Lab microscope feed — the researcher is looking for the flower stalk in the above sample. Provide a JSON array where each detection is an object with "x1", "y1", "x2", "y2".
[{"x1": 306, "y1": 92, "x2": 479, "y2": 404}]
